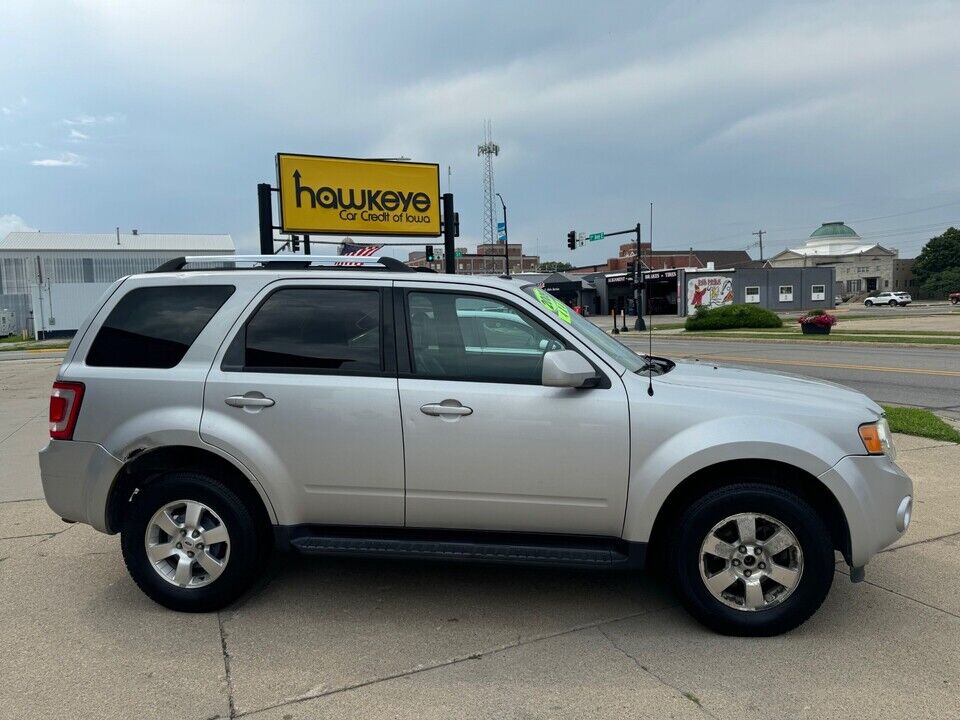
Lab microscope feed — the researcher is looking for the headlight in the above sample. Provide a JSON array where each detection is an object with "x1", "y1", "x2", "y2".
[{"x1": 859, "y1": 417, "x2": 897, "y2": 461}]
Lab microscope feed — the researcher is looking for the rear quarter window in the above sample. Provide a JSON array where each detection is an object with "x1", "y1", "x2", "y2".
[{"x1": 86, "y1": 285, "x2": 235, "y2": 368}]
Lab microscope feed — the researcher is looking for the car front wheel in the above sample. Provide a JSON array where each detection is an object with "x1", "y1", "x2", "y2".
[
  {"x1": 888, "y1": 299, "x2": 897, "y2": 306},
  {"x1": 120, "y1": 471, "x2": 266, "y2": 612},
  {"x1": 670, "y1": 483, "x2": 834, "y2": 636}
]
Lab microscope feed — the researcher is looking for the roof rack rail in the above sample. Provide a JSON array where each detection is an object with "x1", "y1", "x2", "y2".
[{"x1": 150, "y1": 254, "x2": 432, "y2": 274}]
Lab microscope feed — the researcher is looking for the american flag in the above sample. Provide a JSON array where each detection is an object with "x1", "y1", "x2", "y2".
[{"x1": 336, "y1": 241, "x2": 384, "y2": 266}]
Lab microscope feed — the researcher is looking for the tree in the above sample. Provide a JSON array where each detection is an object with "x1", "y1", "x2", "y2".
[
  {"x1": 912, "y1": 227, "x2": 960, "y2": 283},
  {"x1": 921, "y1": 267, "x2": 960, "y2": 297},
  {"x1": 537, "y1": 261, "x2": 574, "y2": 272}
]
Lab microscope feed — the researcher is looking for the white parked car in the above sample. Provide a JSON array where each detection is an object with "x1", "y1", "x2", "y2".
[{"x1": 864, "y1": 291, "x2": 911, "y2": 307}]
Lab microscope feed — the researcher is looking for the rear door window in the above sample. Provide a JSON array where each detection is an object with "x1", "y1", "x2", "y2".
[
  {"x1": 237, "y1": 287, "x2": 383, "y2": 375},
  {"x1": 87, "y1": 285, "x2": 235, "y2": 368}
]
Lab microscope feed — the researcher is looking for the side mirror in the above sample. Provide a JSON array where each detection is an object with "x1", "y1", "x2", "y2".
[{"x1": 542, "y1": 350, "x2": 599, "y2": 388}]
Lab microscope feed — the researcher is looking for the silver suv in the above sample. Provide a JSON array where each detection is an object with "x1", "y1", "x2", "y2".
[{"x1": 40, "y1": 255, "x2": 913, "y2": 636}]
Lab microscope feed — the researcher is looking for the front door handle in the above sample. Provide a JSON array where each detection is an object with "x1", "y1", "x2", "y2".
[
  {"x1": 420, "y1": 401, "x2": 473, "y2": 417},
  {"x1": 225, "y1": 394, "x2": 275, "y2": 408}
]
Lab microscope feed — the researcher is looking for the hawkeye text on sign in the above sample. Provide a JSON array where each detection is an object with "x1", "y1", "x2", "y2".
[{"x1": 276, "y1": 154, "x2": 442, "y2": 236}]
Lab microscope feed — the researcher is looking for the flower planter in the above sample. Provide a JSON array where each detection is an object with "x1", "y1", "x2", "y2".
[{"x1": 801, "y1": 323, "x2": 831, "y2": 335}]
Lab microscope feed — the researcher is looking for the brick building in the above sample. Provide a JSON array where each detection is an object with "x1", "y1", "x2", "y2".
[
  {"x1": 573, "y1": 244, "x2": 755, "y2": 273},
  {"x1": 407, "y1": 243, "x2": 539, "y2": 274}
]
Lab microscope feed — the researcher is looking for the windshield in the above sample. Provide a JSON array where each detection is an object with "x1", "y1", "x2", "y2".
[{"x1": 522, "y1": 286, "x2": 648, "y2": 373}]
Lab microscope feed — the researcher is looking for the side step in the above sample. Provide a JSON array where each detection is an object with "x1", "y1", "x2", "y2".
[{"x1": 288, "y1": 534, "x2": 640, "y2": 568}]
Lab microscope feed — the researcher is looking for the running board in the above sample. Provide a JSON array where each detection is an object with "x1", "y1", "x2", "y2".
[{"x1": 287, "y1": 533, "x2": 642, "y2": 568}]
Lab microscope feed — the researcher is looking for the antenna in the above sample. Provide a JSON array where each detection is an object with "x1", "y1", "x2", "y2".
[
  {"x1": 477, "y1": 119, "x2": 500, "y2": 264},
  {"x1": 647, "y1": 202, "x2": 654, "y2": 397}
]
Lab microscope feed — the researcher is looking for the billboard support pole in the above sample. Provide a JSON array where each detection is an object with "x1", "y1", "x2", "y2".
[
  {"x1": 257, "y1": 183, "x2": 274, "y2": 255},
  {"x1": 442, "y1": 193, "x2": 456, "y2": 274}
]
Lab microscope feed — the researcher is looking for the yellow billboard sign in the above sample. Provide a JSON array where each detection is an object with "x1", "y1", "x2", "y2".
[{"x1": 276, "y1": 154, "x2": 441, "y2": 236}]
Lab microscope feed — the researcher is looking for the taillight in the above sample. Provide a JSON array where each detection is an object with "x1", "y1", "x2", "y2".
[{"x1": 50, "y1": 382, "x2": 84, "y2": 440}]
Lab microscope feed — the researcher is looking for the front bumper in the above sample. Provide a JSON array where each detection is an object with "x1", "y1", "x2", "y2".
[
  {"x1": 818, "y1": 454, "x2": 913, "y2": 568},
  {"x1": 39, "y1": 440, "x2": 123, "y2": 533}
]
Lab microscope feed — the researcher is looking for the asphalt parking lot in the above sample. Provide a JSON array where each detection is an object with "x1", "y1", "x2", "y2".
[{"x1": 2, "y1": 358, "x2": 959, "y2": 719}]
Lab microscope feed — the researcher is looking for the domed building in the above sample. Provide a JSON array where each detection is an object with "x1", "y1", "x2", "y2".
[{"x1": 768, "y1": 222, "x2": 914, "y2": 296}]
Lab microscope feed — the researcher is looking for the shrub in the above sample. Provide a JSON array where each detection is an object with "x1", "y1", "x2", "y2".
[{"x1": 684, "y1": 304, "x2": 783, "y2": 331}]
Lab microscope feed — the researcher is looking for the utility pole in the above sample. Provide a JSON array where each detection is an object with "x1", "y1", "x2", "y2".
[{"x1": 753, "y1": 229, "x2": 765, "y2": 262}]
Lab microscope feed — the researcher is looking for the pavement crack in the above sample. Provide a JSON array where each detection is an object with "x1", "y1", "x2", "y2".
[
  {"x1": 217, "y1": 611, "x2": 238, "y2": 719},
  {"x1": 236, "y1": 604, "x2": 675, "y2": 718},
  {"x1": 598, "y1": 625, "x2": 720, "y2": 719},
  {"x1": 835, "y1": 568, "x2": 960, "y2": 620},
  {"x1": 881, "y1": 530, "x2": 960, "y2": 554},
  {"x1": 0, "y1": 532, "x2": 56, "y2": 540}
]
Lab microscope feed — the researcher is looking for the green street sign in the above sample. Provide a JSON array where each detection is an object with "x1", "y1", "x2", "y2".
[
  {"x1": 454, "y1": 250, "x2": 463, "y2": 258},
  {"x1": 588, "y1": 232, "x2": 604, "y2": 242}
]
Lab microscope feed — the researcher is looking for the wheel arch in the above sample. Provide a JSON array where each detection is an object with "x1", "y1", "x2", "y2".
[
  {"x1": 645, "y1": 459, "x2": 851, "y2": 572},
  {"x1": 106, "y1": 445, "x2": 276, "y2": 535}
]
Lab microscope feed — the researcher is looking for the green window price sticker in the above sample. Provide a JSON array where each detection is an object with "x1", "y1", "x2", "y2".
[{"x1": 533, "y1": 288, "x2": 572, "y2": 324}]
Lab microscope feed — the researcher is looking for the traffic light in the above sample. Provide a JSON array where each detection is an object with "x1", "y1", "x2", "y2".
[
  {"x1": 291, "y1": 235, "x2": 301, "y2": 252},
  {"x1": 425, "y1": 245, "x2": 435, "y2": 262},
  {"x1": 567, "y1": 230, "x2": 577, "y2": 250}
]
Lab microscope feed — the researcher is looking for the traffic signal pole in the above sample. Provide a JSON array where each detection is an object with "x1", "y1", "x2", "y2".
[
  {"x1": 567, "y1": 222, "x2": 645, "y2": 329},
  {"x1": 634, "y1": 222, "x2": 646, "y2": 331}
]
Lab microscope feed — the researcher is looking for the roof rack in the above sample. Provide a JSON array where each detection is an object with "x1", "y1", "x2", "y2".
[{"x1": 151, "y1": 254, "x2": 432, "y2": 274}]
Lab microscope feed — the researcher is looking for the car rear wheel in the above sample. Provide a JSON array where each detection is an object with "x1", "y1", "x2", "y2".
[
  {"x1": 864, "y1": 300, "x2": 873, "y2": 306},
  {"x1": 888, "y1": 299, "x2": 897, "y2": 306},
  {"x1": 120, "y1": 471, "x2": 266, "y2": 612},
  {"x1": 670, "y1": 483, "x2": 834, "y2": 636}
]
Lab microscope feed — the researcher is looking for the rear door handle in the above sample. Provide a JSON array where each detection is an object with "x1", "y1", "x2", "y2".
[
  {"x1": 420, "y1": 401, "x2": 473, "y2": 417},
  {"x1": 225, "y1": 395, "x2": 275, "y2": 408}
]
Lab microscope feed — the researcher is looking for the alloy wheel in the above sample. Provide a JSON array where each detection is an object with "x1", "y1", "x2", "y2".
[
  {"x1": 144, "y1": 499, "x2": 231, "y2": 588},
  {"x1": 698, "y1": 512, "x2": 803, "y2": 611}
]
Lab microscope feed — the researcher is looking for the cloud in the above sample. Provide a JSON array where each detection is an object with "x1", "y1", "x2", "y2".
[
  {"x1": 68, "y1": 129, "x2": 90, "y2": 141},
  {"x1": 30, "y1": 152, "x2": 85, "y2": 167},
  {"x1": 2, "y1": 96, "x2": 28, "y2": 117},
  {"x1": 62, "y1": 113, "x2": 123, "y2": 126},
  {"x1": 0, "y1": 214, "x2": 36, "y2": 239}
]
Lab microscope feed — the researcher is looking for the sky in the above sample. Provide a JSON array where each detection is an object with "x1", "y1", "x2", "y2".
[{"x1": 2, "y1": 0, "x2": 960, "y2": 265}]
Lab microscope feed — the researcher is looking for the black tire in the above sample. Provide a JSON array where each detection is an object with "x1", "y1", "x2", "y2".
[
  {"x1": 864, "y1": 300, "x2": 873, "y2": 306},
  {"x1": 121, "y1": 471, "x2": 266, "y2": 612},
  {"x1": 888, "y1": 299, "x2": 897, "y2": 306},
  {"x1": 669, "y1": 483, "x2": 834, "y2": 636}
]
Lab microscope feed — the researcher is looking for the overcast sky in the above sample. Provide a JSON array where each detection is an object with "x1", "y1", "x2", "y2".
[{"x1": 2, "y1": 0, "x2": 959, "y2": 264}]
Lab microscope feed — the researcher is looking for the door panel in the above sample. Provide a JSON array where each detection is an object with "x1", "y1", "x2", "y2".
[
  {"x1": 397, "y1": 285, "x2": 630, "y2": 536},
  {"x1": 400, "y1": 378, "x2": 630, "y2": 535},
  {"x1": 200, "y1": 281, "x2": 404, "y2": 528}
]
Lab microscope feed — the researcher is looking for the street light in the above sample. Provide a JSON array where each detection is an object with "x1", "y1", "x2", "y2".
[{"x1": 495, "y1": 192, "x2": 509, "y2": 277}]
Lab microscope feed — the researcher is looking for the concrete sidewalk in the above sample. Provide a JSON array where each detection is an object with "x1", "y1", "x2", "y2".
[{"x1": 2, "y1": 362, "x2": 959, "y2": 719}]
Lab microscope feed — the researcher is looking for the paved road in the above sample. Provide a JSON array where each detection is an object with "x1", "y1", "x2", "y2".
[{"x1": 617, "y1": 336, "x2": 960, "y2": 419}]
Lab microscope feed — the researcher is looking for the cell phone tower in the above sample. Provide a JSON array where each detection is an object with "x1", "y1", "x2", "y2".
[{"x1": 477, "y1": 119, "x2": 499, "y2": 251}]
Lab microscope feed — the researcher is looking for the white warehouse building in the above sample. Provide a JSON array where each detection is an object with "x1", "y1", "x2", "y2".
[{"x1": 0, "y1": 231, "x2": 235, "y2": 338}]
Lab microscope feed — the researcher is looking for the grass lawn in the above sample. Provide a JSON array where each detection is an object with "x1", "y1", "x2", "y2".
[
  {"x1": 683, "y1": 331, "x2": 960, "y2": 345},
  {"x1": 0, "y1": 340, "x2": 71, "y2": 352},
  {"x1": 882, "y1": 405, "x2": 960, "y2": 443},
  {"x1": 724, "y1": 327, "x2": 960, "y2": 337}
]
